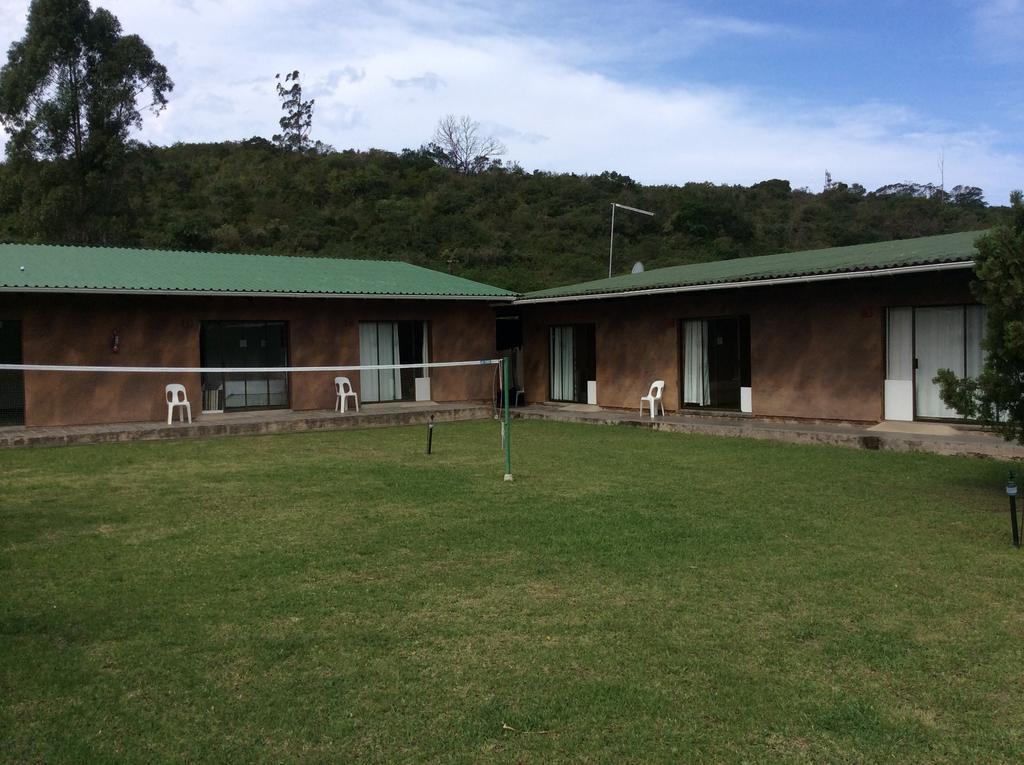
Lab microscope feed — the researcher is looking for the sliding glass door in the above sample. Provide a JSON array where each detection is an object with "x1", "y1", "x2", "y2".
[
  {"x1": 200, "y1": 321, "x2": 289, "y2": 411},
  {"x1": 914, "y1": 307, "x2": 965, "y2": 419},
  {"x1": 912, "y1": 305, "x2": 985, "y2": 419},
  {"x1": 885, "y1": 304, "x2": 986, "y2": 420},
  {"x1": 681, "y1": 316, "x2": 750, "y2": 410},
  {"x1": 549, "y1": 324, "x2": 596, "y2": 403},
  {"x1": 0, "y1": 320, "x2": 24, "y2": 425},
  {"x1": 359, "y1": 321, "x2": 430, "y2": 403}
]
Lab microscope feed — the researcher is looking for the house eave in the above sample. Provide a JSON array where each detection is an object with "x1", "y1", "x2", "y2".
[
  {"x1": 513, "y1": 261, "x2": 975, "y2": 305},
  {"x1": 0, "y1": 286, "x2": 516, "y2": 301}
]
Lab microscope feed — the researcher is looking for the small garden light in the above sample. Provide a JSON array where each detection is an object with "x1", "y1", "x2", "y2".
[{"x1": 1008, "y1": 471, "x2": 1019, "y2": 549}]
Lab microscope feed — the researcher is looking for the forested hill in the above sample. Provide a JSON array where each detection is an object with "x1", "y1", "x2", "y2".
[{"x1": 0, "y1": 139, "x2": 1005, "y2": 292}]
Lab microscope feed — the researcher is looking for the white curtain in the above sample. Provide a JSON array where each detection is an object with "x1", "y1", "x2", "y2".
[
  {"x1": 359, "y1": 322, "x2": 380, "y2": 403},
  {"x1": 683, "y1": 319, "x2": 710, "y2": 406},
  {"x1": 915, "y1": 307, "x2": 964, "y2": 419},
  {"x1": 886, "y1": 307, "x2": 913, "y2": 381},
  {"x1": 550, "y1": 327, "x2": 574, "y2": 401},
  {"x1": 562, "y1": 328, "x2": 574, "y2": 401},
  {"x1": 359, "y1": 322, "x2": 402, "y2": 402},
  {"x1": 421, "y1": 323, "x2": 430, "y2": 378}
]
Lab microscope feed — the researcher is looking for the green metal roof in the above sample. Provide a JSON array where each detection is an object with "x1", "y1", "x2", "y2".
[
  {"x1": 0, "y1": 243, "x2": 515, "y2": 299},
  {"x1": 521, "y1": 230, "x2": 984, "y2": 301}
]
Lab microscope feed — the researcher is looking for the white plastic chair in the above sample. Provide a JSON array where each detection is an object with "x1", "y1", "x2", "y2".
[
  {"x1": 640, "y1": 380, "x2": 666, "y2": 418},
  {"x1": 335, "y1": 376, "x2": 359, "y2": 413},
  {"x1": 165, "y1": 383, "x2": 192, "y2": 424}
]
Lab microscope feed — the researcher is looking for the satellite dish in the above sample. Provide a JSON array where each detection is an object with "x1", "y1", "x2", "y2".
[{"x1": 631, "y1": 261, "x2": 645, "y2": 274}]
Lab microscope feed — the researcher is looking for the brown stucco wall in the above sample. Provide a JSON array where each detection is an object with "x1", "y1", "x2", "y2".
[
  {"x1": 0, "y1": 293, "x2": 499, "y2": 426},
  {"x1": 520, "y1": 270, "x2": 975, "y2": 422}
]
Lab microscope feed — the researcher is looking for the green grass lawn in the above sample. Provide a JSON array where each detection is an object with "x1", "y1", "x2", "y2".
[{"x1": 2, "y1": 421, "x2": 1022, "y2": 763}]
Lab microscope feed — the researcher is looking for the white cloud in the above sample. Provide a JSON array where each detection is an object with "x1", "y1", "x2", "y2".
[
  {"x1": 321, "y1": 66, "x2": 366, "y2": 92},
  {"x1": 390, "y1": 71, "x2": 445, "y2": 90},
  {"x1": 0, "y1": 0, "x2": 1021, "y2": 201}
]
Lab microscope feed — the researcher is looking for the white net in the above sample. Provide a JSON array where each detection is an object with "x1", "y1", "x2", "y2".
[{"x1": 0, "y1": 358, "x2": 507, "y2": 416}]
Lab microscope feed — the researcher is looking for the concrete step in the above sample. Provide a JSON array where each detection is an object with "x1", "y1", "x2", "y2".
[
  {"x1": 512, "y1": 405, "x2": 1024, "y2": 461},
  {"x1": 0, "y1": 403, "x2": 494, "y2": 449}
]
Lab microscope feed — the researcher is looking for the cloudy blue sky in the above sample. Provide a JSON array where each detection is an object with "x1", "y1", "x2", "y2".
[{"x1": 1, "y1": 0, "x2": 1022, "y2": 201}]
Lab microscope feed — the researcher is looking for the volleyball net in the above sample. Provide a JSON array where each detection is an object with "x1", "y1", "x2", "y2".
[{"x1": 0, "y1": 356, "x2": 515, "y2": 479}]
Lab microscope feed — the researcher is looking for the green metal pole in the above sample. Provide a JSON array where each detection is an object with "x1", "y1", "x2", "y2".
[{"x1": 503, "y1": 355, "x2": 513, "y2": 481}]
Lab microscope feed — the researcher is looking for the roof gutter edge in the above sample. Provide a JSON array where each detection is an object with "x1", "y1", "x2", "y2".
[
  {"x1": 513, "y1": 261, "x2": 975, "y2": 305},
  {"x1": 0, "y1": 287, "x2": 517, "y2": 301}
]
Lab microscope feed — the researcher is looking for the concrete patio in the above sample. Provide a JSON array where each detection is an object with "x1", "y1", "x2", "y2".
[
  {"x1": 0, "y1": 401, "x2": 494, "y2": 449},
  {"x1": 512, "y1": 403, "x2": 1024, "y2": 461},
  {"x1": 2, "y1": 398, "x2": 1020, "y2": 462}
]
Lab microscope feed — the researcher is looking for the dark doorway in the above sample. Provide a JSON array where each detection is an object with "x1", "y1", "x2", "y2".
[
  {"x1": 496, "y1": 314, "x2": 525, "y2": 406},
  {"x1": 495, "y1": 314, "x2": 522, "y2": 352},
  {"x1": 549, "y1": 324, "x2": 596, "y2": 403},
  {"x1": 708, "y1": 317, "x2": 742, "y2": 409},
  {"x1": 0, "y1": 320, "x2": 24, "y2": 425},
  {"x1": 200, "y1": 321, "x2": 289, "y2": 411},
  {"x1": 396, "y1": 321, "x2": 430, "y2": 401},
  {"x1": 681, "y1": 316, "x2": 750, "y2": 410}
]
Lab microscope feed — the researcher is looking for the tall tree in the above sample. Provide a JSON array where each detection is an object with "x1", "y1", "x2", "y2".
[
  {"x1": 950, "y1": 185, "x2": 986, "y2": 208},
  {"x1": 425, "y1": 114, "x2": 506, "y2": 174},
  {"x1": 273, "y1": 70, "x2": 315, "y2": 152},
  {"x1": 936, "y1": 191, "x2": 1024, "y2": 443},
  {"x1": 0, "y1": 0, "x2": 172, "y2": 242},
  {"x1": 0, "y1": 0, "x2": 172, "y2": 163}
]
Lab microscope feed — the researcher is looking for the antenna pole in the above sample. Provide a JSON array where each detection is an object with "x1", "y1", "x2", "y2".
[
  {"x1": 608, "y1": 202, "x2": 654, "y2": 278},
  {"x1": 608, "y1": 203, "x2": 616, "y2": 278}
]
